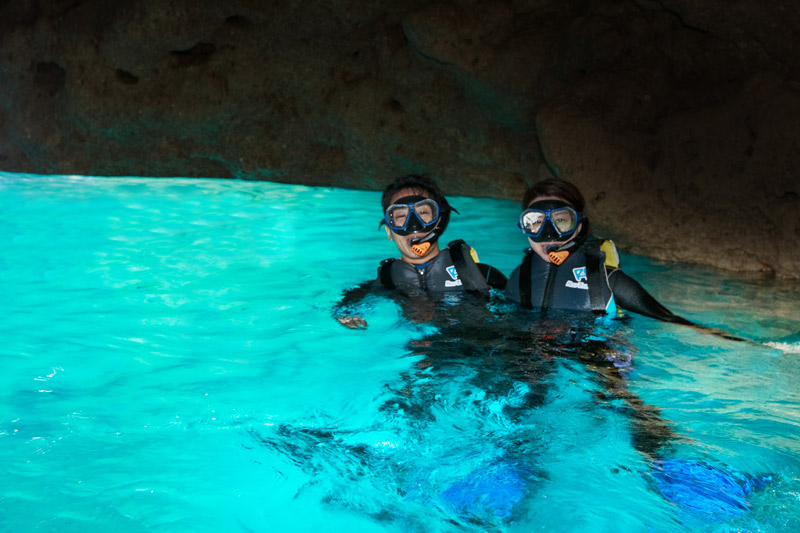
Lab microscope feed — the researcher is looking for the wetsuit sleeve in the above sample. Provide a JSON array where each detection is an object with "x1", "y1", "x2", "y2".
[
  {"x1": 477, "y1": 263, "x2": 508, "y2": 290},
  {"x1": 607, "y1": 269, "x2": 694, "y2": 325},
  {"x1": 331, "y1": 280, "x2": 379, "y2": 316},
  {"x1": 505, "y1": 266, "x2": 522, "y2": 303}
]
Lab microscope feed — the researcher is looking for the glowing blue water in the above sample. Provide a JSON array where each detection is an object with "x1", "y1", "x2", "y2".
[{"x1": 1, "y1": 172, "x2": 799, "y2": 532}]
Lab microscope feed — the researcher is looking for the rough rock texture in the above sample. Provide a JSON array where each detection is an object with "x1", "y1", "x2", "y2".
[{"x1": 0, "y1": 0, "x2": 798, "y2": 276}]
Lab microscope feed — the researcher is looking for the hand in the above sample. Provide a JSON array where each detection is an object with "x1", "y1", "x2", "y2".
[{"x1": 336, "y1": 315, "x2": 368, "y2": 329}]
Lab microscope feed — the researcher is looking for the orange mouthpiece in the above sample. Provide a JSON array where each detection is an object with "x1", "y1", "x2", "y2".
[
  {"x1": 411, "y1": 241, "x2": 431, "y2": 256},
  {"x1": 548, "y1": 250, "x2": 570, "y2": 265}
]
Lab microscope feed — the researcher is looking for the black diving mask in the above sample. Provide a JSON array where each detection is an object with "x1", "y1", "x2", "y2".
[
  {"x1": 381, "y1": 196, "x2": 441, "y2": 236},
  {"x1": 519, "y1": 200, "x2": 581, "y2": 242}
]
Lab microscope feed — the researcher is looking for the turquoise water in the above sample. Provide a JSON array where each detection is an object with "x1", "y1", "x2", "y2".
[{"x1": 1, "y1": 172, "x2": 799, "y2": 532}]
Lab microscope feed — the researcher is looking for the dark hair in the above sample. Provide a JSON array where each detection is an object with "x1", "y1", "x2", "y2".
[
  {"x1": 522, "y1": 178, "x2": 586, "y2": 211},
  {"x1": 522, "y1": 178, "x2": 590, "y2": 233},
  {"x1": 381, "y1": 174, "x2": 448, "y2": 212}
]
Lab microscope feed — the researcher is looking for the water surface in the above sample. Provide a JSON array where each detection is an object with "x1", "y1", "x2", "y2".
[{"x1": 1, "y1": 173, "x2": 799, "y2": 532}]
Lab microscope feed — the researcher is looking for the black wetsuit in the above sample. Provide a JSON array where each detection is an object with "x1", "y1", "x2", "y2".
[
  {"x1": 330, "y1": 239, "x2": 682, "y2": 462},
  {"x1": 334, "y1": 240, "x2": 506, "y2": 316},
  {"x1": 381, "y1": 248, "x2": 475, "y2": 295},
  {"x1": 507, "y1": 239, "x2": 691, "y2": 324},
  {"x1": 380, "y1": 241, "x2": 508, "y2": 295}
]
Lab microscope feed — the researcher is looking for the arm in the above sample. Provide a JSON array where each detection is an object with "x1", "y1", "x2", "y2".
[
  {"x1": 608, "y1": 269, "x2": 749, "y2": 342},
  {"x1": 477, "y1": 263, "x2": 508, "y2": 290},
  {"x1": 332, "y1": 280, "x2": 378, "y2": 329},
  {"x1": 607, "y1": 269, "x2": 694, "y2": 325}
]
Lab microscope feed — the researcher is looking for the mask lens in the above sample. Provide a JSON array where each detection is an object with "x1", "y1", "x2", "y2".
[
  {"x1": 520, "y1": 210, "x2": 546, "y2": 236},
  {"x1": 385, "y1": 204, "x2": 411, "y2": 229},
  {"x1": 519, "y1": 205, "x2": 580, "y2": 240},
  {"x1": 412, "y1": 199, "x2": 439, "y2": 225},
  {"x1": 550, "y1": 208, "x2": 577, "y2": 234}
]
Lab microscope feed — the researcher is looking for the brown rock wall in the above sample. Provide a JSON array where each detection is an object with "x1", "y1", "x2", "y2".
[{"x1": 0, "y1": 0, "x2": 797, "y2": 276}]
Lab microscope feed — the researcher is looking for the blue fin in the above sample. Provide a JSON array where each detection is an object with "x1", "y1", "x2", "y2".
[
  {"x1": 440, "y1": 461, "x2": 528, "y2": 519},
  {"x1": 650, "y1": 458, "x2": 772, "y2": 520}
]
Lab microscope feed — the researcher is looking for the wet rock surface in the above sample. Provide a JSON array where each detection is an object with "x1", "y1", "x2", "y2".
[{"x1": 0, "y1": 0, "x2": 797, "y2": 276}]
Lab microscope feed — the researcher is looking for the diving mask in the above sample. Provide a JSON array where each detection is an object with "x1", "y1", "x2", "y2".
[
  {"x1": 382, "y1": 196, "x2": 441, "y2": 236},
  {"x1": 519, "y1": 200, "x2": 581, "y2": 243}
]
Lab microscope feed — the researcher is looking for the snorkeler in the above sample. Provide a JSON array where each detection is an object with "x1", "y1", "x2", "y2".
[
  {"x1": 301, "y1": 176, "x2": 770, "y2": 523},
  {"x1": 503, "y1": 178, "x2": 701, "y2": 458},
  {"x1": 504, "y1": 178, "x2": 774, "y2": 517},
  {"x1": 507, "y1": 178, "x2": 694, "y2": 322},
  {"x1": 334, "y1": 174, "x2": 506, "y2": 328}
]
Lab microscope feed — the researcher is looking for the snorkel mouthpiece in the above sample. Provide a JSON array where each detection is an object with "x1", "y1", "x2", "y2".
[
  {"x1": 545, "y1": 224, "x2": 588, "y2": 266},
  {"x1": 411, "y1": 241, "x2": 431, "y2": 256},
  {"x1": 410, "y1": 232, "x2": 436, "y2": 256},
  {"x1": 548, "y1": 248, "x2": 570, "y2": 265}
]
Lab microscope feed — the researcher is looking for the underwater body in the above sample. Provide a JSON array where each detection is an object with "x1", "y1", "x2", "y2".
[{"x1": 2, "y1": 172, "x2": 800, "y2": 532}]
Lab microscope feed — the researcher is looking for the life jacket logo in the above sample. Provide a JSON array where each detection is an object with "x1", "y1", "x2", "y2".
[
  {"x1": 445, "y1": 265, "x2": 463, "y2": 287},
  {"x1": 446, "y1": 266, "x2": 459, "y2": 280},
  {"x1": 565, "y1": 266, "x2": 589, "y2": 290}
]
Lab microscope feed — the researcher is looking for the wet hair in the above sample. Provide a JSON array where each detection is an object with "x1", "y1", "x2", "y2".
[
  {"x1": 522, "y1": 178, "x2": 590, "y2": 233},
  {"x1": 381, "y1": 174, "x2": 448, "y2": 212}
]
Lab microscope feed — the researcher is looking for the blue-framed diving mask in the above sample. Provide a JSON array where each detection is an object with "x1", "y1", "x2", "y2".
[
  {"x1": 519, "y1": 200, "x2": 581, "y2": 243},
  {"x1": 382, "y1": 195, "x2": 441, "y2": 236}
]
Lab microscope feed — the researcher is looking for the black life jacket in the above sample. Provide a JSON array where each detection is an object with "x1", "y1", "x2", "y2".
[
  {"x1": 378, "y1": 240, "x2": 506, "y2": 295},
  {"x1": 509, "y1": 239, "x2": 619, "y2": 314}
]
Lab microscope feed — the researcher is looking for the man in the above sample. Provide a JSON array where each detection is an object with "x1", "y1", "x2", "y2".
[{"x1": 334, "y1": 174, "x2": 505, "y2": 328}]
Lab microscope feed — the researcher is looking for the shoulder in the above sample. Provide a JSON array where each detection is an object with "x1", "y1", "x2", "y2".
[
  {"x1": 584, "y1": 238, "x2": 620, "y2": 269},
  {"x1": 377, "y1": 257, "x2": 415, "y2": 289},
  {"x1": 599, "y1": 239, "x2": 620, "y2": 268},
  {"x1": 445, "y1": 239, "x2": 506, "y2": 290},
  {"x1": 378, "y1": 257, "x2": 400, "y2": 274},
  {"x1": 446, "y1": 239, "x2": 476, "y2": 261}
]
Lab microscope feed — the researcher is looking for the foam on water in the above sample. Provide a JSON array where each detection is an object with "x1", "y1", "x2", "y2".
[{"x1": 2, "y1": 172, "x2": 800, "y2": 532}]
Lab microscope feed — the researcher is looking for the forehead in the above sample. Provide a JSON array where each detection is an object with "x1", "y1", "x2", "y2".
[{"x1": 389, "y1": 187, "x2": 429, "y2": 205}]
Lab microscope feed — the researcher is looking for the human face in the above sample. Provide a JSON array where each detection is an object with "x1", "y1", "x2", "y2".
[
  {"x1": 524, "y1": 195, "x2": 583, "y2": 262},
  {"x1": 384, "y1": 188, "x2": 441, "y2": 264},
  {"x1": 384, "y1": 198, "x2": 440, "y2": 234}
]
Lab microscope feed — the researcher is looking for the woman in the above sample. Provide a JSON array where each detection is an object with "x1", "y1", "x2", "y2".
[
  {"x1": 503, "y1": 179, "x2": 768, "y2": 516},
  {"x1": 506, "y1": 178, "x2": 690, "y2": 322}
]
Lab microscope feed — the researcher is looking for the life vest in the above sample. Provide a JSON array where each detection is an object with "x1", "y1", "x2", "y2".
[
  {"x1": 510, "y1": 239, "x2": 620, "y2": 314},
  {"x1": 378, "y1": 240, "x2": 506, "y2": 295}
]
